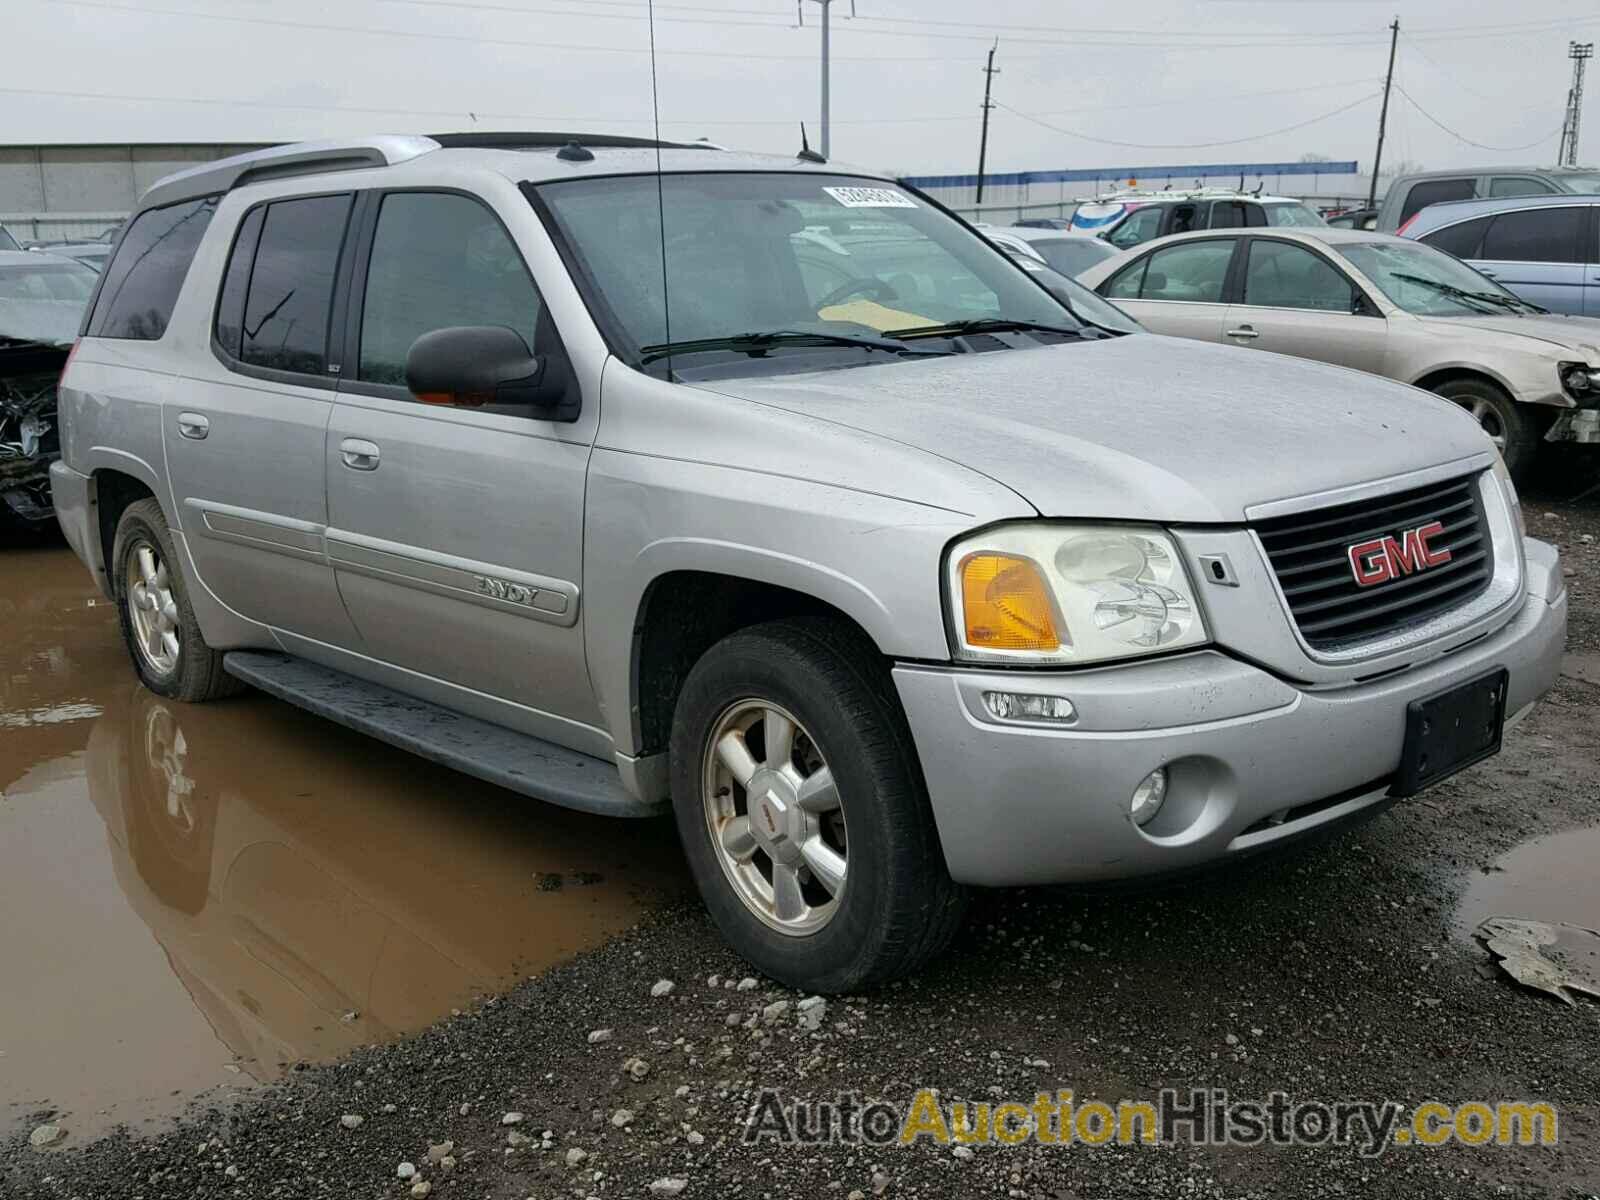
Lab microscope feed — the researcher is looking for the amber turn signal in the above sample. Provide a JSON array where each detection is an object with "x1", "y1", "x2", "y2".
[{"x1": 959, "y1": 552, "x2": 1062, "y2": 652}]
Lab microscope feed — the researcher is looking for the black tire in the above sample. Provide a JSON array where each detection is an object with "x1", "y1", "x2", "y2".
[
  {"x1": 111, "y1": 498, "x2": 241, "y2": 702},
  {"x1": 1431, "y1": 377, "x2": 1540, "y2": 482},
  {"x1": 668, "y1": 617, "x2": 967, "y2": 992}
]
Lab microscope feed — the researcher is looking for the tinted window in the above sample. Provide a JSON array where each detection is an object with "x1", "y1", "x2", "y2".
[
  {"x1": 86, "y1": 197, "x2": 217, "y2": 340},
  {"x1": 1207, "y1": 201, "x2": 1247, "y2": 230},
  {"x1": 1399, "y1": 178, "x2": 1475, "y2": 224},
  {"x1": 1419, "y1": 215, "x2": 1490, "y2": 259},
  {"x1": 1489, "y1": 177, "x2": 1556, "y2": 198},
  {"x1": 1480, "y1": 207, "x2": 1584, "y2": 264},
  {"x1": 1139, "y1": 241, "x2": 1234, "y2": 302},
  {"x1": 213, "y1": 206, "x2": 264, "y2": 359},
  {"x1": 240, "y1": 194, "x2": 352, "y2": 375},
  {"x1": 1242, "y1": 241, "x2": 1355, "y2": 311},
  {"x1": 359, "y1": 193, "x2": 542, "y2": 387}
]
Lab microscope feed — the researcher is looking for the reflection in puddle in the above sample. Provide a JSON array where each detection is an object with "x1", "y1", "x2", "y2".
[
  {"x1": 1457, "y1": 825, "x2": 1600, "y2": 936},
  {"x1": 1, "y1": 548, "x2": 688, "y2": 1137}
]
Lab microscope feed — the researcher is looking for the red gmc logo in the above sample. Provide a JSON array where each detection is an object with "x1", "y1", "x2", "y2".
[{"x1": 1347, "y1": 521, "x2": 1452, "y2": 587}]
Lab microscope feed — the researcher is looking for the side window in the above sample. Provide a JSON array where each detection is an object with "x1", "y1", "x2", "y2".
[
  {"x1": 1103, "y1": 256, "x2": 1148, "y2": 300},
  {"x1": 358, "y1": 192, "x2": 542, "y2": 389},
  {"x1": 1398, "y1": 178, "x2": 1476, "y2": 225},
  {"x1": 86, "y1": 196, "x2": 217, "y2": 340},
  {"x1": 213, "y1": 206, "x2": 265, "y2": 359},
  {"x1": 239, "y1": 194, "x2": 353, "y2": 376},
  {"x1": 1207, "y1": 201, "x2": 1245, "y2": 230},
  {"x1": 1106, "y1": 207, "x2": 1163, "y2": 249},
  {"x1": 1419, "y1": 215, "x2": 1491, "y2": 260},
  {"x1": 1480, "y1": 207, "x2": 1584, "y2": 264},
  {"x1": 1489, "y1": 177, "x2": 1556, "y2": 198},
  {"x1": 1139, "y1": 241, "x2": 1234, "y2": 303},
  {"x1": 1242, "y1": 241, "x2": 1355, "y2": 312},
  {"x1": 1167, "y1": 203, "x2": 1201, "y2": 235}
]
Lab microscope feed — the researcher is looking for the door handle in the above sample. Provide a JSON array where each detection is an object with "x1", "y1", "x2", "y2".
[
  {"x1": 1479, "y1": 269, "x2": 1497, "y2": 278},
  {"x1": 177, "y1": 412, "x2": 210, "y2": 440},
  {"x1": 340, "y1": 438, "x2": 381, "y2": 471},
  {"x1": 1225, "y1": 326, "x2": 1259, "y2": 339}
]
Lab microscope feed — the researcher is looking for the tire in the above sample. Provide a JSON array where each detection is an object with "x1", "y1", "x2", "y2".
[
  {"x1": 111, "y1": 498, "x2": 241, "y2": 702},
  {"x1": 668, "y1": 617, "x2": 967, "y2": 992},
  {"x1": 1431, "y1": 377, "x2": 1539, "y2": 482}
]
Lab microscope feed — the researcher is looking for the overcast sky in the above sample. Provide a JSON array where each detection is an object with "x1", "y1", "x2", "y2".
[{"x1": 8, "y1": 0, "x2": 1599, "y2": 178}]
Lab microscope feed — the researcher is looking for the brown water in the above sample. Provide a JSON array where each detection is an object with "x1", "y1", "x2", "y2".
[
  {"x1": 1458, "y1": 824, "x2": 1600, "y2": 936},
  {"x1": 0, "y1": 545, "x2": 688, "y2": 1138}
]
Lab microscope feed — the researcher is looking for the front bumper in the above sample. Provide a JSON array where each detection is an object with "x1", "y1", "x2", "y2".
[{"x1": 895, "y1": 538, "x2": 1567, "y2": 887}]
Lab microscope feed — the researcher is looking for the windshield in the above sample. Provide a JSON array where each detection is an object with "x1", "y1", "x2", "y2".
[
  {"x1": 0, "y1": 260, "x2": 97, "y2": 346},
  {"x1": 535, "y1": 172, "x2": 1081, "y2": 370},
  {"x1": 1029, "y1": 236, "x2": 1117, "y2": 277},
  {"x1": 1262, "y1": 202, "x2": 1326, "y2": 228},
  {"x1": 1339, "y1": 241, "x2": 1531, "y2": 316},
  {"x1": 1007, "y1": 255, "x2": 1143, "y2": 334},
  {"x1": 1557, "y1": 173, "x2": 1600, "y2": 193}
]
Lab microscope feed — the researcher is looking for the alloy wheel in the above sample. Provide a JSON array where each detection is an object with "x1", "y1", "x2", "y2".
[{"x1": 125, "y1": 540, "x2": 181, "y2": 677}]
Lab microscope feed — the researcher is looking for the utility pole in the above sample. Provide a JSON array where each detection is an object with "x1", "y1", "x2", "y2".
[
  {"x1": 1559, "y1": 42, "x2": 1593, "y2": 167},
  {"x1": 976, "y1": 40, "x2": 999, "y2": 204},
  {"x1": 798, "y1": 0, "x2": 854, "y2": 160},
  {"x1": 1367, "y1": 17, "x2": 1399, "y2": 211}
]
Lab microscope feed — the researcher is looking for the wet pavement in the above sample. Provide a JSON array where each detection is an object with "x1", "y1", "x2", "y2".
[
  {"x1": 1459, "y1": 824, "x2": 1600, "y2": 936},
  {"x1": 0, "y1": 544, "x2": 689, "y2": 1138}
]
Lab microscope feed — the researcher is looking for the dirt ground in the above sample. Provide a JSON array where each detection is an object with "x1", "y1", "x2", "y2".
[{"x1": 2, "y1": 467, "x2": 1597, "y2": 1200}]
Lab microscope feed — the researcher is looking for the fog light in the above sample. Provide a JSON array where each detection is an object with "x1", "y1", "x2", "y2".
[
  {"x1": 1130, "y1": 767, "x2": 1168, "y2": 826},
  {"x1": 982, "y1": 691, "x2": 1076, "y2": 723}
]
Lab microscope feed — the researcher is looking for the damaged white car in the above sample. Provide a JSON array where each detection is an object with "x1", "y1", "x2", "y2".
[{"x1": 0, "y1": 250, "x2": 96, "y2": 537}]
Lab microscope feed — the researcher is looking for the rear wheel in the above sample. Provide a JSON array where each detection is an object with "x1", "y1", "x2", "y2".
[
  {"x1": 1431, "y1": 377, "x2": 1539, "y2": 481},
  {"x1": 111, "y1": 499, "x2": 241, "y2": 702},
  {"x1": 669, "y1": 618, "x2": 966, "y2": 992}
]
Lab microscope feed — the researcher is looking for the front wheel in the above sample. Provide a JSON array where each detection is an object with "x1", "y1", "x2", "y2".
[
  {"x1": 669, "y1": 618, "x2": 966, "y2": 992},
  {"x1": 1431, "y1": 377, "x2": 1539, "y2": 481}
]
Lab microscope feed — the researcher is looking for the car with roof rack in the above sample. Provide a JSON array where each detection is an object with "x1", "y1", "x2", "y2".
[
  {"x1": 51, "y1": 132, "x2": 1565, "y2": 991},
  {"x1": 1069, "y1": 187, "x2": 1326, "y2": 249}
]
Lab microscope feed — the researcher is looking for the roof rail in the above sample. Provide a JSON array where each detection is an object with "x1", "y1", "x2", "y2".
[
  {"x1": 139, "y1": 135, "x2": 441, "y2": 210},
  {"x1": 426, "y1": 131, "x2": 720, "y2": 151}
]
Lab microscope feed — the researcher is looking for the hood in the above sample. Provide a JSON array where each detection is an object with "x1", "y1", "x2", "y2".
[
  {"x1": 697, "y1": 336, "x2": 1490, "y2": 522},
  {"x1": 1415, "y1": 312, "x2": 1600, "y2": 358}
]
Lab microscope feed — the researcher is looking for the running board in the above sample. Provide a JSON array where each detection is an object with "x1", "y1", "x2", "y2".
[{"x1": 223, "y1": 651, "x2": 661, "y2": 818}]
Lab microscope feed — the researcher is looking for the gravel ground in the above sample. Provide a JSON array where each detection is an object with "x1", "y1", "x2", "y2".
[{"x1": 4, "y1": 481, "x2": 1598, "y2": 1200}]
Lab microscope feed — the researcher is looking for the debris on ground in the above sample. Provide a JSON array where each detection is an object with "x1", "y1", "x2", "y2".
[{"x1": 1476, "y1": 916, "x2": 1600, "y2": 1005}]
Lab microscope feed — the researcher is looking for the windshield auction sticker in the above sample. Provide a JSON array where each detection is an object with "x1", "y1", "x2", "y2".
[{"x1": 822, "y1": 186, "x2": 917, "y2": 209}]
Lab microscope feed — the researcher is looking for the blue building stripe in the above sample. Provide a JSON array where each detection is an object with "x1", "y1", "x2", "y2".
[{"x1": 901, "y1": 161, "x2": 1358, "y2": 190}]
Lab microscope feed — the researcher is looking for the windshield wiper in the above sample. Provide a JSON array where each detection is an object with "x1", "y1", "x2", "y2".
[
  {"x1": 884, "y1": 317, "x2": 1086, "y2": 340},
  {"x1": 1389, "y1": 273, "x2": 1530, "y2": 315},
  {"x1": 638, "y1": 330, "x2": 948, "y2": 365}
]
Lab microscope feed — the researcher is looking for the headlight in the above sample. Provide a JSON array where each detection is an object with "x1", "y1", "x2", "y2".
[
  {"x1": 946, "y1": 523, "x2": 1210, "y2": 665},
  {"x1": 1490, "y1": 450, "x2": 1525, "y2": 535},
  {"x1": 1559, "y1": 360, "x2": 1600, "y2": 401}
]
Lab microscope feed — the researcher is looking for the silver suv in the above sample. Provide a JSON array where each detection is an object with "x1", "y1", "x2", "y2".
[{"x1": 52, "y1": 134, "x2": 1568, "y2": 992}]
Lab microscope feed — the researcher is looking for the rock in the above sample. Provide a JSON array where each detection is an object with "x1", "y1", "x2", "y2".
[
  {"x1": 706, "y1": 974, "x2": 721, "y2": 988},
  {"x1": 587, "y1": 1028, "x2": 614, "y2": 1045},
  {"x1": 438, "y1": 1156, "x2": 457, "y2": 1173},
  {"x1": 340, "y1": 1009, "x2": 360, "y2": 1023},
  {"x1": 871, "y1": 1170, "x2": 892, "y2": 1194},
  {"x1": 687, "y1": 1130, "x2": 705, "y2": 1145},
  {"x1": 649, "y1": 1179, "x2": 689, "y2": 1196},
  {"x1": 381, "y1": 1103, "x2": 397, "y2": 1114},
  {"x1": 224, "y1": 1164, "x2": 239, "y2": 1178},
  {"x1": 1224, "y1": 1033, "x2": 1240, "y2": 1046},
  {"x1": 338, "y1": 1114, "x2": 364, "y2": 1130},
  {"x1": 674, "y1": 1085, "x2": 691, "y2": 1098},
  {"x1": 761, "y1": 999, "x2": 791, "y2": 1024},
  {"x1": 426, "y1": 1140, "x2": 454, "y2": 1163},
  {"x1": 458, "y1": 1102, "x2": 471, "y2": 1116},
  {"x1": 651, "y1": 979, "x2": 676, "y2": 997},
  {"x1": 952, "y1": 1145, "x2": 973, "y2": 1160},
  {"x1": 411, "y1": 1183, "x2": 432, "y2": 1198},
  {"x1": 725, "y1": 1013, "x2": 742, "y2": 1027},
  {"x1": 797, "y1": 996, "x2": 827, "y2": 1031},
  {"x1": 397, "y1": 1162, "x2": 417, "y2": 1180},
  {"x1": 566, "y1": 1147, "x2": 589, "y2": 1167},
  {"x1": 502, "y1": 1111, "x2": 525, "y2": 1125},
  {"x1": 29, "y1": 1124, "x2": 66, "y2": 1148},
  {"x1": 611, "y1": 1108, "x2": 635, "y2": 1128},
  {"x1": 736, "y1": 977, "x2": 759, "y2": 991},
  {"x1": 624, "y1": 1056, "x2": 651, "y2": 1081},
  {"x1": 848, "y1": 1191, "x2": 867, "y2": 1200},
  {"x1": 506, "y1": 1130, "x2": 531, "y2": 1148}
]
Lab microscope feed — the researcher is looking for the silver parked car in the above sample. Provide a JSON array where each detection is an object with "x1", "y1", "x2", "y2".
[
  {"x1": 1397, "y1": 193, "x2": 1600, "y2": 316},
  {"x1": 1374, "y1": 165, "x2": 1600, "y2": 233},
  {"x1": 1078, "y1": 227, "x2": 1600, "y2": 479},
  {"x1": 53, "y1": 135, "x2": 1565, "y2": 991},
  {"x1": 984, "y1": 226, "x2": 1120, "y2": 278}
]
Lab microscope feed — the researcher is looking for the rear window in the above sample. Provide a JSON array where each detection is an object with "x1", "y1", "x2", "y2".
[
  {"x1": 86, "y1": 197, "x2": 217, "y2": 340},
  {"x1": 1398, "y1": 178, "x2": 1475, "y2": 224},
  {"x1": 1030, "y1": 237, "x2": 1116, "y2": 277},
  {"x1": 214, "y1": 194, "x2": 353, "y2": 376}
]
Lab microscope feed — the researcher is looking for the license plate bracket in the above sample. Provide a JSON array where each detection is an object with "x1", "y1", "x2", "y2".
[{"x1": 1391, "y1": 667, "x2": 1509, "y2": 798}]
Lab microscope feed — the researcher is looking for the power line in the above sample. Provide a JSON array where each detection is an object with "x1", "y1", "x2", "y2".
[
  {"x1": 993, "y1": 92, "x2": 1380, "y2": 151},
  {"x1": 1392, "y1": 85, "x2": 1562, "y2": 152}
]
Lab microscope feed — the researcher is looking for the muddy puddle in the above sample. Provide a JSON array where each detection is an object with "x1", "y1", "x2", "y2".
[
  {"x1": 1457, "y1": 825, "x2": 1600, "y2": 936},
  {"x1": 1, "y1": 546, "x2": 688, "y2": 1138}
]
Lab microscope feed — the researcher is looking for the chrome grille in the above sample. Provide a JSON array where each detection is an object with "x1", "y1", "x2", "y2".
[{"x1": 1254, "y1": 474, "x2": 1493, "y2": 651}]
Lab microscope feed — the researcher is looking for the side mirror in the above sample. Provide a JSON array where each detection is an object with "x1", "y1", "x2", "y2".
[{"x1": 405, "y1": 326, "x2": 577, "y2": 420}]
